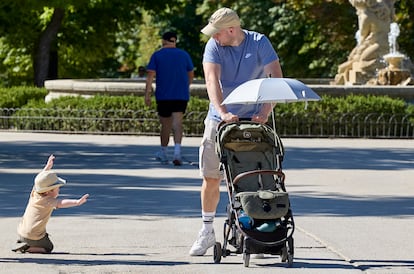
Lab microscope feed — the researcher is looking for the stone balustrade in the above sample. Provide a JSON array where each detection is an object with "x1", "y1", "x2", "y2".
[
  {"x1": 44, "y1": 78, "x2": 414, "y2": 102},
  {"x1": 44, "y1": 79, "x2": 207, "y2": 102}
]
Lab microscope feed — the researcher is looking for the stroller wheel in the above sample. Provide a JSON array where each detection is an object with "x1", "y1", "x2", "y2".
[
  {"x1": 286, "y1": 237, "x2": 294, "y2": 267},
  {"x1": 243, "y1": 253, "x2": 250, "y2": 267},
  {"x1": 287, "y1": 253, "x2": 294, "y2": 267},
  {"x1": 213, "y1": 242, "x2": 222, "y2": 264},
  {"x1": 281, "y1": 246, "x2": 288, "y2": 262}
]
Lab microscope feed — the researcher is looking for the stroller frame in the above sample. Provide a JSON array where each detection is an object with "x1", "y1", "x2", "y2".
[{"x1": 213, "y1": 121, "x2": 295, "y2": 267}]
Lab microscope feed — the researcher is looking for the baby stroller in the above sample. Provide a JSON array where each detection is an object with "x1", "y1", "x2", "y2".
[{"x1": 213, "y1": 121, "x2": 294, "y2": 267}]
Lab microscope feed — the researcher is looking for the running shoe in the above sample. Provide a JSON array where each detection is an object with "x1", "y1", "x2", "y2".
[
  {"x1": 155, "y1": 151, "x2": 168, "y2": 164},
  {"x1": 189, "y1": 229, "x2": 216, "y2": 256}
]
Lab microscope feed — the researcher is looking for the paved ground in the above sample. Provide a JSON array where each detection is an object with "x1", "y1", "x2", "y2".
[{"x1": 0, "y1": 132, "x2": 413, "y2": 274}]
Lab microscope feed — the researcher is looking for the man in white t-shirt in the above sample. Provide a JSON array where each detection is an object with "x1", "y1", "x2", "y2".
[{"x1": 189, "y1": 7, "x2": 284, "y2": 256}]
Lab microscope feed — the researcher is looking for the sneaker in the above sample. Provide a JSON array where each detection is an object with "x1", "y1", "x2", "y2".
[
  {"x1": 189, "y1": 230, "x2": 216, "y2": 256},
  {"x1": 172, "y1": 157, "x2": 182, "y2": 166},
  {"x1": 155, "y1": 151, "x2": 168, "y2": 164},
  {"x1": 12, "y1": 242, "x2": 29, "y2": 253}
]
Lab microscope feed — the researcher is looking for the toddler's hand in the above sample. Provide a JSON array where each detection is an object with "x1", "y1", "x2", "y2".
[
  {"x1": 78, "y1": 194, "x2": 89, "y2": 206},
  {"x1": 44, "y1": 154, "x2": 55, "y2": 170}
]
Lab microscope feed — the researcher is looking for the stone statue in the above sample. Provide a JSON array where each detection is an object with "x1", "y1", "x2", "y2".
[{"x1": 334, "y1": 0, "x2": 395, "y2": 85}]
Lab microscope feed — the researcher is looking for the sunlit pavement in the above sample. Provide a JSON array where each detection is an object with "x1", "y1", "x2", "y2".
[{"x1": 0, "y1": 132, "x2": 413, "y2": 273}]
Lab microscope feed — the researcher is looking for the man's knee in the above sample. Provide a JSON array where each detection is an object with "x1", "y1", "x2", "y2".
[{"x1": 203, "y1": 177, "x2": 221, "y2": 189}]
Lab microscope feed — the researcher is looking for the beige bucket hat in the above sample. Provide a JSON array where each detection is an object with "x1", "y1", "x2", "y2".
[
  {"x1": 34, "y1": 170, "x2": 66, "y2": 193},
  {"x1": 201, "y1": 7, "x2": 241, "y2": 36}
]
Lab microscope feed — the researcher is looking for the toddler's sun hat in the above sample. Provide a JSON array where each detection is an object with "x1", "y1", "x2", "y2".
[{"x1": 34, "y1": 170, "x2": 66, "y2": 193}]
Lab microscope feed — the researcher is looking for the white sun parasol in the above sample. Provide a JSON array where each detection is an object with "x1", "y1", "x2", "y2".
[
  {"x1": 221, "y1": 78, "x2": 321, "y2": 105},
  {"x1": 221, "y1": 78, "x2": 321, "y2": 146}
]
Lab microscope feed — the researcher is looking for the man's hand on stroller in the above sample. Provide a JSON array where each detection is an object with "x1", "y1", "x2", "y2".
[
  {"x1": 252, "y1": 103, "x2": 273, "y2": 124},
  {"x1": 221, "y1": 112, "x2": 239, "y2": 123},
  {"x1": 251, "y1": 114, "x2": 269, "y2": 123}
]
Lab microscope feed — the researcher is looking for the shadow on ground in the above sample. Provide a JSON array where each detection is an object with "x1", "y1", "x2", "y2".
[
  {"x1": 1, "y1": 140, "x2": 412, "y2": 170},
  {"x1": 0, "y1": 256, "x2": 189, "y2": 266},
  {"x1": 0, "y1": 140, "x2": 412, "y2": 218}
]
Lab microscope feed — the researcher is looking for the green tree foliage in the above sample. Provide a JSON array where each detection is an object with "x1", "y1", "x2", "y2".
[
  {"x1": 130, "y1": 11, "x2": 162, "y2": 71},
  {"x1": 197, "y1": 0, "x2": 356, "y2": 78},
  {"x1": 196, "y1": 0, "x2": 413, "y2": 78},
  {"x1": 137, "y1": 0, "x2": 204, "y2": 78},
  {"x1": 0, "y1": 0, "x2": 176, "y2": 87},
  {"x1": 270, "y1": 1, "x2": 357, "y2": 78},
  {"x1": 394, "y1": 0, "x2": 414, "y2": 60},
  {"x1": 0, "y1": 0, "x2": 413, "y2": 85}
]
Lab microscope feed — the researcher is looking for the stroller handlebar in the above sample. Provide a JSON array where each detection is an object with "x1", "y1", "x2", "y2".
[{"x1": 233, "y1": 169, "x2": 285, "y2": 186}]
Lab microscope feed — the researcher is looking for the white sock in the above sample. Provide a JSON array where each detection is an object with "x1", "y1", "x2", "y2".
[
  {"x1": 174, "y1": 144, "x2": 181, "y2": 157},
  {"x1": 201, "y1": 211, "x2": 215, "y2": 233}
]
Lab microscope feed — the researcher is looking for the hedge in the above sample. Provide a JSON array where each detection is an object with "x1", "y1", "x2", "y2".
[{"x1": 1, "y1": 86, "x2": 413, "y2": 137}]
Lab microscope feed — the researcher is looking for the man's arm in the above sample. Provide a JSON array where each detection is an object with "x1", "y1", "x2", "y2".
[
  {"x1": 188, "y1": 70, "x2": 194, "y2": 85},
  {"x1": 252, "y1": 59, "x2": 284, "y2": 123},
  {"x1": 145, "y1": 70, "x2": 156, "y2": 107},
  {"x1": 264, "y1": 59, "x2": 283, "y2": 79},
  {"x1": 203, "y1": 62, "x2": 238, "y2": 122}
]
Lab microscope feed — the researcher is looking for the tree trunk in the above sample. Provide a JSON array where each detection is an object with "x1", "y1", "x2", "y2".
[
  {"x1": 48, "y1": 49, "x2": 58, "y2": 79},
  {"x1": 34, "y1": 8, "x2": 64, "y2": 87}
]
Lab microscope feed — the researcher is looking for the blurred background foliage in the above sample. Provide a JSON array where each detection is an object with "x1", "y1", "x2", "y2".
[{"x1": 0, "y1": 0, "x2": 413, "y2": 87}]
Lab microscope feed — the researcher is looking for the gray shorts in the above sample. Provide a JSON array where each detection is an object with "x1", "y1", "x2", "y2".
[
  {"x1": 199, "y1": 119, "x2": 223, "y2": 179},
  {"x1": 18, "y1": 233, "x2": 53, "y2": 253}
]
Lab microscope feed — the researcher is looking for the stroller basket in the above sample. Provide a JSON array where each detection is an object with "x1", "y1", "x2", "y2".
[
  {"x1": 236, "y1": 190, "x2": 289, "y2": 220},
  {"x1": 233, "y1": 170, "x2": 289, "y2": 219}
]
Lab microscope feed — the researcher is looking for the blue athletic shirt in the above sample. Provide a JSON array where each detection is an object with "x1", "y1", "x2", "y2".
[
  {"x1": 203, "y1": 30, "x2": 279, "y2": 121},
  {"x1": 147, "y1": 48, "x2": 194, "y2": 101}
]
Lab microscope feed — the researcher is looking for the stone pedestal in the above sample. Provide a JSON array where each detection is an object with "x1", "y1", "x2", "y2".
[
  {"x1": 349, "y1": 69, "x2": 365, "y2": 85},
  {"x1": 384, "y1": 54, "x2": 405, "y2": 70},
  {"x1": 377, "y1": 69, "x2": 411, "y2": 85},
  {"x1": 377, "y1": 53, "x2": 413, "y2": 85}
]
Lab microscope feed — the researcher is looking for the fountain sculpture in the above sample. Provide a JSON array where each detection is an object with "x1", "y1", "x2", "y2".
[
  {"x1": 377, "y1": 22, "x2": 412, "y2": 85},
  {"x1": 333, "y1": 0, "x2": 413, "y2": 86}
]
